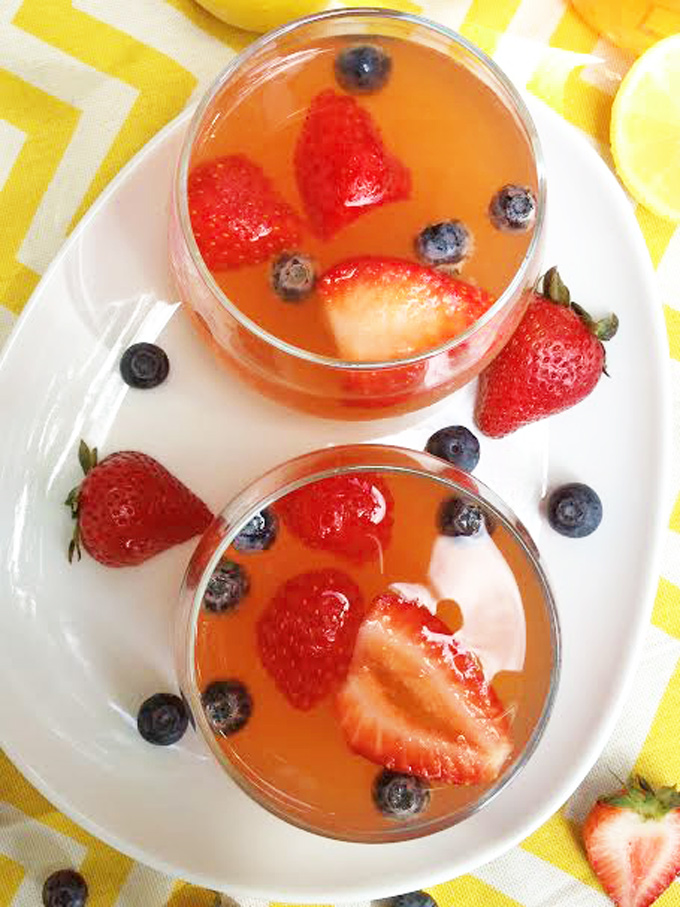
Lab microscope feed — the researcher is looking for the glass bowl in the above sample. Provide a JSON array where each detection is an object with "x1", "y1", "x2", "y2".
[
  {"x1": 176, "y1": 445, "x2": 560, "y2": 843},
  {"x1": 169, "y1": 9, "x2": 546, "y2": 420}
]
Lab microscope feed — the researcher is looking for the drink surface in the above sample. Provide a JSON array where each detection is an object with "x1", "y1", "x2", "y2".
[
  {"x1": 189, "y1": 34, "x2": 537, "y2": 358},
  {"x1": 193, "y1": 469, "x2": 554, "y2": 839}
]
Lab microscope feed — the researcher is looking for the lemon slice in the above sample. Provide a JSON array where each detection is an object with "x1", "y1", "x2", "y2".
[{"x1": 611, "y1": 34, "x2": 680, "y2": 221}]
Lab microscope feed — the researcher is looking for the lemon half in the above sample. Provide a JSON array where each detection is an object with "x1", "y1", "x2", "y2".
[
  {"x1": 193, "y1": 0, "x2": 325, "y2": 33},
  {"x1": 611, "y1": 33, "x2": 680, "y2": 222}
]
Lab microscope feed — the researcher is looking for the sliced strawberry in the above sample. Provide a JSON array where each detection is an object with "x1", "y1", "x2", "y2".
[
  {"x1": 278, "y1": 473, "x2": 393, "y2": 563},
  {"x1": 294, "y1": 89, "x2": 410, "y2": 239},
  {"x1": 583, "y1": 776, "x2": 680, "y2": 907},
  {"x1": 336, "y1": 592, "x2": 512, "y2": 784},
  {"x1": 257, "y1": 568, "x2": 363, "y2": 710},
  {"x1": 318, "y1": 257, "x2": 494, "y2": 362},
  {"x1": 187, "y1": 154, "x2": 302, "y2": 270}
]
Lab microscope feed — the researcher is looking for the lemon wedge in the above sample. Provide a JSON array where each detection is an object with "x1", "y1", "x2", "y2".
[{"x1": 611, "y1": 34, "x2": 680, "y2": 221}]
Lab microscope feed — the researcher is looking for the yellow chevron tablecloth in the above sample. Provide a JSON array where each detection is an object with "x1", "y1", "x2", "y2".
[{"x1": 1, "y1": 0, "x2": 680, "y2": 905}]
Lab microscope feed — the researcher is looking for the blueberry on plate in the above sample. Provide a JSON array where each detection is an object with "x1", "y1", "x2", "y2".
[
  {"x1": 415, "y1": 220, "x2": 472, "y2": 267},
  {"x1": 334, "y1": 44, "x2": 392, "y2": 94},
  {"x1": 271, "y1": 252, "x2": 316, "y2": 301},
  {"x1": 137, "y1": 693, "x2": 189, "y2": 746},
  {"x1": 425, "y1": 425, "x2": 480, "y2": 472},
  {"x1": 43, "y1": 870, "x2": 88, "y2": 907},
  {"x1": 119, "y1": 342, "x2": 169, "y2": 389},
  {"x1": 203, "y1": 560, "x2": 249, "y2": 613},
  {"x1": 547, "y1": 482, "x2": 602, "y2": 538},
  {"x1": 202, "y1": 680, "x2": 252, "y2": 735},
  {"x1": 387, "y1": 892, "x2": 437, "y2": 907},
  {"x1": 373, "y1": 769, "x2": 430, "y2": 819},
  {"x1": 489, "y1": 184, "x2": 536, "y2": 232},
  {"x1": 438, "y1": 497, "x2": 485, "y2": 537},
  {"x1": 233, "y1": 508, "x2": 278, "y2": 553}
]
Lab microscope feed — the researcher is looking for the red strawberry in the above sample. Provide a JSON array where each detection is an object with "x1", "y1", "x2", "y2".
[
  {"x1": 318, "y1": 256, "x2": 494, "y2": 361},
  {"x1": 278, "y1": 472, "x2": 393, "y2": 563},
  {"x1": 294, "y1": 90, "x2": 410, "y2": 238},
  {"x1": 583, "y1": 776, "x2": 680, "y2": 907},
  {"x1": 257, "y1": 568, "x2": 364, "y2": 710},
  {"x1": 66, "y1": 440, "x2": 212, "y2": 567},
  {"x1": 336, "y1": 592, "x2": 512, "y2": 784},
  {"x1": 187, "y1": 154, "x2": 302, "y2": 270},
  {"x1": 475, "y1": 267, "x2": 619, "y2": 437}
]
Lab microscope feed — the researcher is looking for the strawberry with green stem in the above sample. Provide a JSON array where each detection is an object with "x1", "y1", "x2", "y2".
[
  {"x1": 66, "y1": 440, "x2": 212, "y2": 567},
  {"x1": 583, "y1": 775, "x2": 680, "y2": 907},
  {"x1": 475, "y1": 267, "x2": 619, "y2": 437}
]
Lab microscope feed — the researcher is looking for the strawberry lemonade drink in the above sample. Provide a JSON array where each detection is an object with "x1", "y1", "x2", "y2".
[
  {"x1": 169, "y1": 9, "x2": 545, "y2": 418},
  {"x1": 177, "y1": 446, "x2": 559, "y2": 841}
]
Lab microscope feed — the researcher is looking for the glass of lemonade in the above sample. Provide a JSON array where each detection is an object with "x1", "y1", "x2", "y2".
[
  {"x1": 176, "y1": 445, "x2": 560, "y2": 842},
  {"x1": 169, "y1": 9, "x2": 545, "y2": 420}
]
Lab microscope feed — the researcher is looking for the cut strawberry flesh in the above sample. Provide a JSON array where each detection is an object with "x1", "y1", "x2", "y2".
[
  {"x1": 585, "y1": 805, "x2": 680, "y2": 907},
  {"x1": 318, "y1": 257, "x2": 494, "y2": 362},
  {"x1": 336, "y1": 592, "x2": 512, "y2": 784}
]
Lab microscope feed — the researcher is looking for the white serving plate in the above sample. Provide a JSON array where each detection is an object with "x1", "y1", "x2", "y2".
[{"x1": 0, "y1": 98, "x2": 670, "y2": 901}]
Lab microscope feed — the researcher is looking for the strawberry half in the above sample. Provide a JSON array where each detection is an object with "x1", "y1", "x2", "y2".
[
  {"x1": 278, "y1": 472, "x2": 393, "y2": 563},
  {"x1": 318, "y1": 256, "x2": 494, "y2": 362},
  {"x1": 294, "y1": 89, "x2": 410, "y2": 238},
  {"x1": 66, "y1": 440, "x2": 212, "y2": 567},
  {"x1": 583, "y1": 775, "x2": 680, "y2": 907},
  {"x1": 475, "y1": 267, "x2": 619, "y2": 437},
  {"x1": 257, "y1": 568, "x2": 364, "y2": 710},
  {"x1": 336, "y1": 592, "x2": 512, "y2": 784},
  {"x1": 187, "y1": 154, "x2": 302, "y2": 270}
]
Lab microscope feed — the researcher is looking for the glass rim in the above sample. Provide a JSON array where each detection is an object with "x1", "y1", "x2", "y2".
[
  {"x1": 179, "y1": 444, "x2": 561, "y2": 842},
  {"x1": 174, "y1": 7, "x2": 547, "y2": 372}
]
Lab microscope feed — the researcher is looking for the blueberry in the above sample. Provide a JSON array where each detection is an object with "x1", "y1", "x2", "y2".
[
  {"x1": 43, "y1": 870, "x2": 88, "y2": 907},
  {"x1": 489, "y1": 184, "x2": 537, "y2": 232},
  {"x1": 202, "y1": 680, "x2": 252, "y2": 735},
  {"x1": 426, "y1": 425, "x2": 480, "y2": 472},
  {"x1": 119, "y1": 342, "x2": 169, "y2": 389},
  {"x1": 388, "y1": 893, "x2": 437, "y2": 907},
  {"x1": 438, "y1": 497, "x2": 485, "y2": 537},
  {"x1": 233, "y1": 508, "x2": 278, "y2": 553},
  {"x1": 373, "y1": 770, "x2": 430, "y2": 819},
  {"x1": 547, "y1": 483, "x2": 602, "y2": 538},
  {"x1": 137, "y1": 693, "x2": 189, "y2": 746},
  {"x1": 271, "y1": 253, "x2": 316, "y2": 301},
  {"x1": 334, "y1": 44, "x2": 391, "y2": 94},
  {"x1": 415, "y1": 221, "x2": 472, "y2": 267},
  {"x1": 203, "y1": 560, "x2": 249, "y2": 613}
]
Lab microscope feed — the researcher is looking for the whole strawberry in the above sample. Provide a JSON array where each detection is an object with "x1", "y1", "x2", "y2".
[
  {"x1": 295, "y1": 90, "x2": 410, "y2": 239},
  {"x1": 583, "y1": 775, "x2": 680, "y2": 907},
  {"x1": 188, "y1": 154, "x2": 302, "y2": 270},
  {"x1": 475, "y1": 267, "x2": 618, "y2": 437},
  {"x1": 65, "y1": 441, "x2": 212, "y2": 567}
]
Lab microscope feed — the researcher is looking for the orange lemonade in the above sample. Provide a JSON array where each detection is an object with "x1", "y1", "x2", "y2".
[
  {"x1": 190, "y1": 461, "x2": 556, "y2": 840},
  {"x1": 171, "y1": 11, "x2": 543, "y2": 418}
]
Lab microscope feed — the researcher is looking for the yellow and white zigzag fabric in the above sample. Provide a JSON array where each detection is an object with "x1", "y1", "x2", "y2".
[{"x1": 1, "y1": 0, "x2": 680, "y2": 904}]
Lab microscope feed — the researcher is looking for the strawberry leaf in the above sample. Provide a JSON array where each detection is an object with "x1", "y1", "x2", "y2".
[
  {"x1": 544, "y1": 266, "x2": 571, "y2": 306},
  {"x1": 603, "y1": 775, "x2": 680, "y2": 819},
  {"x1": 78, "y1": 439, "x2": 95, "y2": 475}
]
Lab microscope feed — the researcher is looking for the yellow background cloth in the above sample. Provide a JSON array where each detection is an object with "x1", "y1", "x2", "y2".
[{"x1": 1, "y1": 0, "x2": 680, "y2": 904}]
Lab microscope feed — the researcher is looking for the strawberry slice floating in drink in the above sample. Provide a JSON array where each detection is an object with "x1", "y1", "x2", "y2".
[{"x1": 336, "y1": 592, "x2": 513, "y2": 784}]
